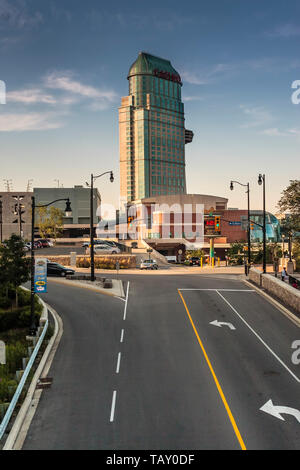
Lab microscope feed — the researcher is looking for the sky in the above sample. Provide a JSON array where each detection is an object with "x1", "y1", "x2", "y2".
[{"x1": 0, "y1": 0, "x2": 299, "y2": 213}]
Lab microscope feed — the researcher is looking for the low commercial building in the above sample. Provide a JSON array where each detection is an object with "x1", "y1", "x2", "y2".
[
  {"x1": 34, "y1": 186, "x2": 101, "y2": 238},
  {"x1": 115, "y1": 195, "x2": 281, "y2": 260}
]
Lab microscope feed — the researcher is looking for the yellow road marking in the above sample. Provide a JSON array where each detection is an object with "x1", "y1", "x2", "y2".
[{"x1": 178, "y1": 289, "x2": 247, "y2": 450}]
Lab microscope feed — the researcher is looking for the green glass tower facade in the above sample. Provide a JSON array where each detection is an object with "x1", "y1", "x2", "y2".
[{"x1": 119, "y1": 52, "x2": 193, "y2": 203}]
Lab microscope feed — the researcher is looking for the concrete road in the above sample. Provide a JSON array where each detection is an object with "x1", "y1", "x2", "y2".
[{"x1": 22, "y1": 274, "x2": 300, "y2": 450}]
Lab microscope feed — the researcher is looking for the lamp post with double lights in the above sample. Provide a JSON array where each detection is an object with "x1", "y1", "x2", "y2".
[
  {"x1": 88, "y1": 171, "x2": 114, "y2": 282},
  {"x1": 258, "y1": 173, "x2": 266, "y2": 274},
  {"x1": 13, "y1": 196, "x2": 25, "y2": 238},
  {"x1": 230, "y1": 180, "x2": 251, "y2": 271},
  {"x1": 30, "y1": 197, "x2": 72, "y2": 336}
]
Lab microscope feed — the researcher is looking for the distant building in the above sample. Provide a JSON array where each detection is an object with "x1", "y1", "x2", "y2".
[
  {"x1": 33, "y1": 186, "x2": 101, "y2": 238},
  {"x1": 119, "y1": 52, "x2": 194, "y2": 203}
]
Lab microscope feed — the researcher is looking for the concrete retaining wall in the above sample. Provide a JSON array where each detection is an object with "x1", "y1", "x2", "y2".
[
  {"x1": 249, "y1": 267, "x2": 262, "y2": 286},
  {"x1": 249, "y1": 268, "x2": 300, "y2": 314}
]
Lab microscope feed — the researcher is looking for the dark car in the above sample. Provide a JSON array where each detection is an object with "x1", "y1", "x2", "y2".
[
  {"x1": 189, "y1": 257, "x2": 200, "y2": 266},
  {"x1": 47, "y1": 262, "x2": 75, "y2": 277}
]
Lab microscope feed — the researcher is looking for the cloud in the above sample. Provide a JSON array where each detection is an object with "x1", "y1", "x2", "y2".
[
  {"x1": 0, "y1": 0, "x2": 43, "y2": 30},
  {"x1": 181, "y1": 63, "x2": 239, "y2": 85},
  {"x1": 182, "y1": 95, "x2": 204, "y2": 102},
  {"x1": 266, "y1": 23, "x2": 300, "y2": 38},
  {"x1": 44, "y1": 71, "x2": 118, "y2": 109},
  {"x1": 260, "y1": 128, "x2": 300, "y2": 137},
  {"x1": 6, "y1": 88, "x2": 57, "y2": 105},
  {"x1": 240, "y1": 105, "x2": 274, "y2": 128},
  {"x1": 260, "y1": 128, "x2": 288, "y2": 136},
  {"x1": 0, "y1": 112, "x2": 64, "y2": 132}
]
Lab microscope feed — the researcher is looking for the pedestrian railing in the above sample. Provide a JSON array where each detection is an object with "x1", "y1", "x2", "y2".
[{"x1": 0, "y1": 319, "x2": 49, "y2": 441}]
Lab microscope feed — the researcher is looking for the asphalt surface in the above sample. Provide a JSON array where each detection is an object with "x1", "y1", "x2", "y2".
[{"x1": 22, "y1": 273, "x2": 300, "y2": 450}]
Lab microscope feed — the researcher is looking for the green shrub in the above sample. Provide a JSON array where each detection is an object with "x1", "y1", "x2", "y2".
[
  {"x1": 6, "y1": 342, "x2": 28, "y2": 374},
  {"x1": 0, "y1": 377, "x2": 18, "y2": 403},
  {"x1": 0, "y1": 296, "x2": 11, "y2": 309},
  {"x1": 0, "y1": 297, "x2": 42, "y2": 332}
]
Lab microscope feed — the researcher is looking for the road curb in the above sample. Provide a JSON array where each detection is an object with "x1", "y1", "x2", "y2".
[
  {"x1": 3, "y1": 305, "x2": 63, "y2": 450},
  {"x1": 48, "y1": 278, "x2": 125, "y2": 298},
  {"x1": 243, "y1": 279, "x2": 300, "y2": 328}
]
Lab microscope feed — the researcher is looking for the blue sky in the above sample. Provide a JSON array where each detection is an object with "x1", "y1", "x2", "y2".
[{"x1": 0, "y1": 0, "x2": 299, "y2": 212}]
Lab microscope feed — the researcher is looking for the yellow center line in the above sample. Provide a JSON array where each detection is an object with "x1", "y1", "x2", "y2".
[{"x1": 178, "y1": 289, "x2": 247, "y2": 451}]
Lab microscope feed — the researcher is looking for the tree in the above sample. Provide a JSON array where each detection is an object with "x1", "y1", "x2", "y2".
[
  {"x1": 37, "y1": 206, "x2": 64, "y2": 239},
  {"x1": 277, "y1": 180, "x2": 300, "y2": 232},
  {"x1": 0, "y1": 235, "x2": 30, "y2": 307}
]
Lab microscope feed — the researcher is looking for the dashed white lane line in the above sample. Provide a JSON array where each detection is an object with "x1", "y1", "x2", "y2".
[
  {"x1": 120, "y1": 329, "x2": 124, "y2": 343},
  {"x1": 110, "y1": 391, "x2": 117, "y2": 422},
  {"x1": 123, "y1": 281, "x2": 130, "y2": 321},
  {"x1": 116, "y1": 352, "x2": 121, "y2": 374}
]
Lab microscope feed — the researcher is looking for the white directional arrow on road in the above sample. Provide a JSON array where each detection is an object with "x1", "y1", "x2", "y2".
[
  {"x1": 209, "y1": 320, "x2": 236, "y2": 330},
  {"x1": 260, "y1": 399, "x2": 300, "y2": 423}
]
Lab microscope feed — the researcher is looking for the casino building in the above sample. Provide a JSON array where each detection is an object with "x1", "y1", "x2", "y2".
[
  {"x1": 119, "y1": 52, "x2": 193, "y2": 203},
  {"x1": 116, "y1": 53, "x2": 281, "y2": 262}
]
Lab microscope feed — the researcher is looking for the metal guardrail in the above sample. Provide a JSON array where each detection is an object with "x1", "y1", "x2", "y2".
[{"x1": 0, "y1": 319, "x2": 49, "y2": 441}]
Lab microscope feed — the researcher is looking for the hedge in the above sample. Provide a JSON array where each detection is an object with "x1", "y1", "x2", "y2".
[{"x1": 76, "y1": 255, "x2": 136, "y2": 269}]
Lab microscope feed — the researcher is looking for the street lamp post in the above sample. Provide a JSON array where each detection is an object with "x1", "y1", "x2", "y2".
[
  {"x1": 0, "y1": 197, "x2": 2, "y2": 243},
  {"x1": 258, "y1": 174, "x2": 266, "y2": 274},
  {"x1": 230, "y1": 180, "x2": 251, "y2": 271},
  {"x1": 282, "y1": 233, "x2": 285, "y2": 262},
  {"x1": 89, "y1": 171, "x2": 114, "y2": 282},
  {"x1": 30, "y1": 197, "x2": 72, "y2": 336}
]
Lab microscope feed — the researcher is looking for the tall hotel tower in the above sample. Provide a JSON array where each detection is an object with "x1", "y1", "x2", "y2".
[{"x1": 119, "y1": 52, "x2": 193, "y2": 203}]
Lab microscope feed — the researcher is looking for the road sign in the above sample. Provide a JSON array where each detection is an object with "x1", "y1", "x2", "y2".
[
  {"x1": 34, "y1": 258, "x2": 47, "y2": 294},
  {"x1": 229, "y1": 221, "x2": 241, "y2": 226}
]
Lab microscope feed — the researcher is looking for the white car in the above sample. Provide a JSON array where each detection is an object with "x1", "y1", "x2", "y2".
[
  {"x1": 140, "y1": 259, "x2": 158, "y2": 270},
  {"x1": 94, "y1": 244, "x2": 121, "y2": 255}
]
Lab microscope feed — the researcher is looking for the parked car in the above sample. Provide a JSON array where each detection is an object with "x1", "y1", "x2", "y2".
[
  {"x1": 140, "y1": 259, "x2": 158, "y2": 270},
  {"x1": 47, "y1": 262, "x2": 75, "y2": 277},
  {"x1": 94, "y1": 244, "x2": 121, "y2": 254},
  {"x1": 82, "y1": 239, "x2": 118, "y2": 248},
  {"x1": 189, "y1": 257, "x2": 200, "y2": 266},
  {"x1": 38, "y1": 239, "x2": 52, "y2": 247},
  {"x1": 34, "y1": 241, "x2": 42, "y2": 249}
]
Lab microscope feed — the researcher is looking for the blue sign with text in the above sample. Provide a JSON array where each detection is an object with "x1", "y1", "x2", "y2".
[{"x1": 34, "y1": 258, "x2": 47, "y2": 293}]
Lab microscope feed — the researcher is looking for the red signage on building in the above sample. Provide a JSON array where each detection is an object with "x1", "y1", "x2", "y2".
[{"x1": 153, "y1": 69, "x2": 182, "y2": 84}]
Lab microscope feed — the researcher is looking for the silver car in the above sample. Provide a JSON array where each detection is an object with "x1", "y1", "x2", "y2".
[
  {"x1": 140, "y1": 259, "x2": 158, "y2": 270},
  {"x1": 94, "y1": 244, "x2": 121, "y2": 254}
]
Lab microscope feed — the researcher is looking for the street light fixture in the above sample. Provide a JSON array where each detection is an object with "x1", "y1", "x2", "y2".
[
  {"x1": 89, "y1": 171, "x2": 114, "y2": 282},
  {"x1": 30, "y1": 197, "x2": 72, "y2": 336},
  {"x1": 258, "y1": 173, "x2": 266, "y2": 274},
  {"x1": 230, "y1": 180, "x2": 251, "y2": 271}
]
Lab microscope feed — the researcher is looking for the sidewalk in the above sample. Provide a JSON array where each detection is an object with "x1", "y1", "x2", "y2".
[{"x1": 72, "y1": 265, "x2": 248, "y2": 276}]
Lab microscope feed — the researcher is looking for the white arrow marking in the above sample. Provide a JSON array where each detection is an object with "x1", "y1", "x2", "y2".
[
  {"x1": 209, "y1": 320, "x2": 236, "y2": 330},
  {"x1": 260, "y1": 399, "x2": 300, "y2": 423}
]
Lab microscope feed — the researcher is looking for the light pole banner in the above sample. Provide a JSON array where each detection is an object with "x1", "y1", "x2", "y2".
[{"x1": 34, "y1": 258, "x2": 48, "y2": 293}]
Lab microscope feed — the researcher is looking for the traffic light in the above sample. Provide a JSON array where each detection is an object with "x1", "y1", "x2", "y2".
[
  {"x1": 214, "y1": 216, "x2": 221, "y2": 232},
  {"x1": 250, "y1": 222, "x2": 254, "y2": 230},
  {"x1": 127, "y1": 215, "x2": 134, "y2": 228}
]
